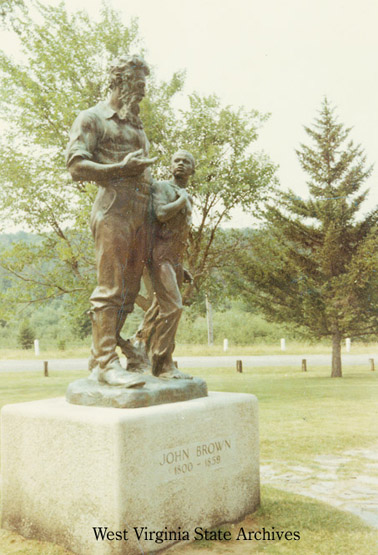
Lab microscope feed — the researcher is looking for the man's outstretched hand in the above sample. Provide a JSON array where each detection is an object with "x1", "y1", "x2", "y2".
[{"x1": 120, "y1": 149, "x2": 158, "y2": 176}]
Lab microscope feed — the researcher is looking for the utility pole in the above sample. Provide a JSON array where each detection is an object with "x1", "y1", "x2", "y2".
[{"x1": 205, "y1": 294, "x2": 214, "y2": 346}]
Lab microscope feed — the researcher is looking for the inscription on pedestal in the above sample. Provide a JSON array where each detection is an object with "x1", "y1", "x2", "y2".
[{"x1": 156, "y1": 437, "x2": 235, "y2": 482}]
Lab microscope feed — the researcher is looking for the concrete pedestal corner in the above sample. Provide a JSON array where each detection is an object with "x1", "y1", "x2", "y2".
[{"x1": 1, "y1": 392, "x2": 259, "y2": 554}]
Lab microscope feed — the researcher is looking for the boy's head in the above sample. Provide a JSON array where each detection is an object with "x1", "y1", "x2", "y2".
[{"x1": 171, "y1": 150, "x2": 195, "y2": 180}]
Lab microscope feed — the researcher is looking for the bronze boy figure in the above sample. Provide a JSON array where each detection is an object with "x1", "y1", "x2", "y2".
[{"x1": 135, "y1": 150, "x2": 195, "y2": 379}]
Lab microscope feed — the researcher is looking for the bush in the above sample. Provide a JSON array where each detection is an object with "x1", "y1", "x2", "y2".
[
  {"x1": 57, "y1": 339, "x2": 66, "y2": 351},
  {"x1": 176, "y1": 305, "x2": 298, "y2": 345},
  {"x1": 18, "y1": 319, "x2": 36, "y2": 350}
]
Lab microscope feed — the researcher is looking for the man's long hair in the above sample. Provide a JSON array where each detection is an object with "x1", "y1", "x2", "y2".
[{"x1": 109, "y1": 55, "x2": 150, "y2": 91}]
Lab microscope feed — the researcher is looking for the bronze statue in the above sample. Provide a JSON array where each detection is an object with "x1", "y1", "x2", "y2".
[
  {"x1": 66, "y1": 55, "x2": 156, "y2": 388},
  {"x1": 133, "y1": 150, "x2": 195, "y2": 379}
]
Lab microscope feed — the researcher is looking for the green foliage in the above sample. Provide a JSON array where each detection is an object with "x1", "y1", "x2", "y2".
[
  {"x1": 71, "y1": 310, "x2": 92, "y2": 340},
  {"x1": 0, "y1": 274, "x2": 303, "y2": 349},
  {"x1": 0, "y1": 1, "x2": 152, "y2": 322},
  {"x1": 0, "y1": 1, "x2": 144, "y2": 325},
  {"x1": 18, "y1": 318, "x2": 35, "y2": 349},
  {"x1": 176, "y1": 302, "x2": 298, "y2": 345},
  {"x1": 57, "y1": 338, "x2": 66, "y2": 351},
  {"x1": 0, "y1": 294, "x2": 85, "y2": 350},
  {"x1": 230, "y1": 100, "x2": 378, "y2": 375},
  {"x1": 177, "y1": 94, "x2": 277, "y2": 305},
  {"x1": 0, "y1": 0, "x2": 24, "y2": 21},
  {"x1": 0, "y1": 0, "x2": 276, "y2": 328}
]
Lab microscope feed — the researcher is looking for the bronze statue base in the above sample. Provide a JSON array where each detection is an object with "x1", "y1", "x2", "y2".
[{"x1": 66, "y1": 374, "x2": 207, "y2": 409}]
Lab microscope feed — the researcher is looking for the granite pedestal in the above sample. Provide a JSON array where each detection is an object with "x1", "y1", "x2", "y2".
[{"x1": 1, "y1": 392, "x2": 259, "y2": 554}]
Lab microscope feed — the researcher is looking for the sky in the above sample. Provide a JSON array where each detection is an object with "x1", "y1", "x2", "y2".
[{"x1": 1, "y1": 0, "x2": 378, "y2": 228}]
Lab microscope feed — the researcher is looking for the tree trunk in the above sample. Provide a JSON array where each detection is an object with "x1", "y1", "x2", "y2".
[{"x1": 331, "y1": 332, "x2": 342, "y2": 378}]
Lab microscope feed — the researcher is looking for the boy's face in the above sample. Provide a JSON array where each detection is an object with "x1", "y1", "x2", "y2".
[{"x1": 171, "y1": 153, "x2": 194, "y2": 180}]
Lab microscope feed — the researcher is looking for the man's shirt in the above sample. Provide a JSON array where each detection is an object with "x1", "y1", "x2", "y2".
[{"x1": 66, "y1": 101, "x2": 150, "y2": 186}]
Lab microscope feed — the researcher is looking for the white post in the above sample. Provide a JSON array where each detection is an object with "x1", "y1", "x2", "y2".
[
  {"x1": 346, "y1": 338, "x2": 351, "y2": 353},
  {"x1": 223, "y1": 338, "x2": 228, "y2": 352},
  {"x1": 280, "y1": 338, "x2": 286, "y2": 351},
  {"x1": 205, "y1": 295, "x2": 214, "y2": 346},
  {"x1": 34, "y1": 339, "x2": 40, "y2": 356}
]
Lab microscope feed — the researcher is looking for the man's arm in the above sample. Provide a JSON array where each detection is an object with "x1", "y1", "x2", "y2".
[
  {"x1": 69, "y1": 150, "x2": 157, "y2": 183},
  {"x1": 153, "y1": 183, "x2": 191, "y2": 223}
]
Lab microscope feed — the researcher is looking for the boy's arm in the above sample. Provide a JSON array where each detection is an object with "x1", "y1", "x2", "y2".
[{"x1": 153, "y1": 182, "x2": 191, "y2": 223}]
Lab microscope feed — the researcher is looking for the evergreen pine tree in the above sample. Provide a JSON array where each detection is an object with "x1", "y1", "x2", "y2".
[
  {"x1": 18, "y1": 319, "x2": 35, "y2": 350},
  {"x1": 233, "y1": 100, "x2": 378, "y2": 377}
]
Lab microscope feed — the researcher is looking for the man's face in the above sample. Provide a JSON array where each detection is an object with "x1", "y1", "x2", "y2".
[
  {"x1": 171, "y1": 153, "x2": 194, "y2": 180},
  {"x1": 120, "y1": 70, "x2": 146, "y2": 106}
]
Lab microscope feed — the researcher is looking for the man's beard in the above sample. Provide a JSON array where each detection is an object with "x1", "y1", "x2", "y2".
[{"x1": 118, "y1": 82, "x2": 141, "y2": 121}]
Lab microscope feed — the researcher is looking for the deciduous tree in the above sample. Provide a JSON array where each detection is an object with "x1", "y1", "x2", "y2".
[{"x1": 0, "y1": 0, "x2": 275, "y2": 331}]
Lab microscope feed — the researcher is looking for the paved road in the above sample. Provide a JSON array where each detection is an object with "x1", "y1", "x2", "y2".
[{"x1": 0, "y1": 353, "x2": 376, "y2": 372}]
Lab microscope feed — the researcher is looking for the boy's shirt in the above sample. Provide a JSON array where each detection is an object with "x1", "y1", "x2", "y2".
[{"x1": 150, "y1": 179, "x2": 192, "y2": 265}]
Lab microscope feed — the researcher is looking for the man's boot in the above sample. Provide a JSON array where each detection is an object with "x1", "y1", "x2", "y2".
[
  {"x1": 150, "y1": 326, "x2": 192, "y2": 380},
  {"x1": 152, "y1": 353, "x2": 192, "y2": 380},
  {"x1": 90, "y1": 308, "x2": 145, "y2": 388}
]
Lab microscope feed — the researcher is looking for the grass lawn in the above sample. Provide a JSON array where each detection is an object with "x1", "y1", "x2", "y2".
[
  {"x1": 0, "y1": 364, "x2": 377, "y2": 553},
  {"x1": 0, "y1": 341, "x2": 377, "y2": 359},
  {"x1": 175, "y1": 342, "x2": 378, "y2": 357},
  {"x1": 202, "y1": 364, "x2": 378, "y2": 462},
  {"x1": 1, "y1": 485, "x2": 376, "y2": 555},
  {"x1": 170, "y1": 486, "x2": 377, "y2": 555}
]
